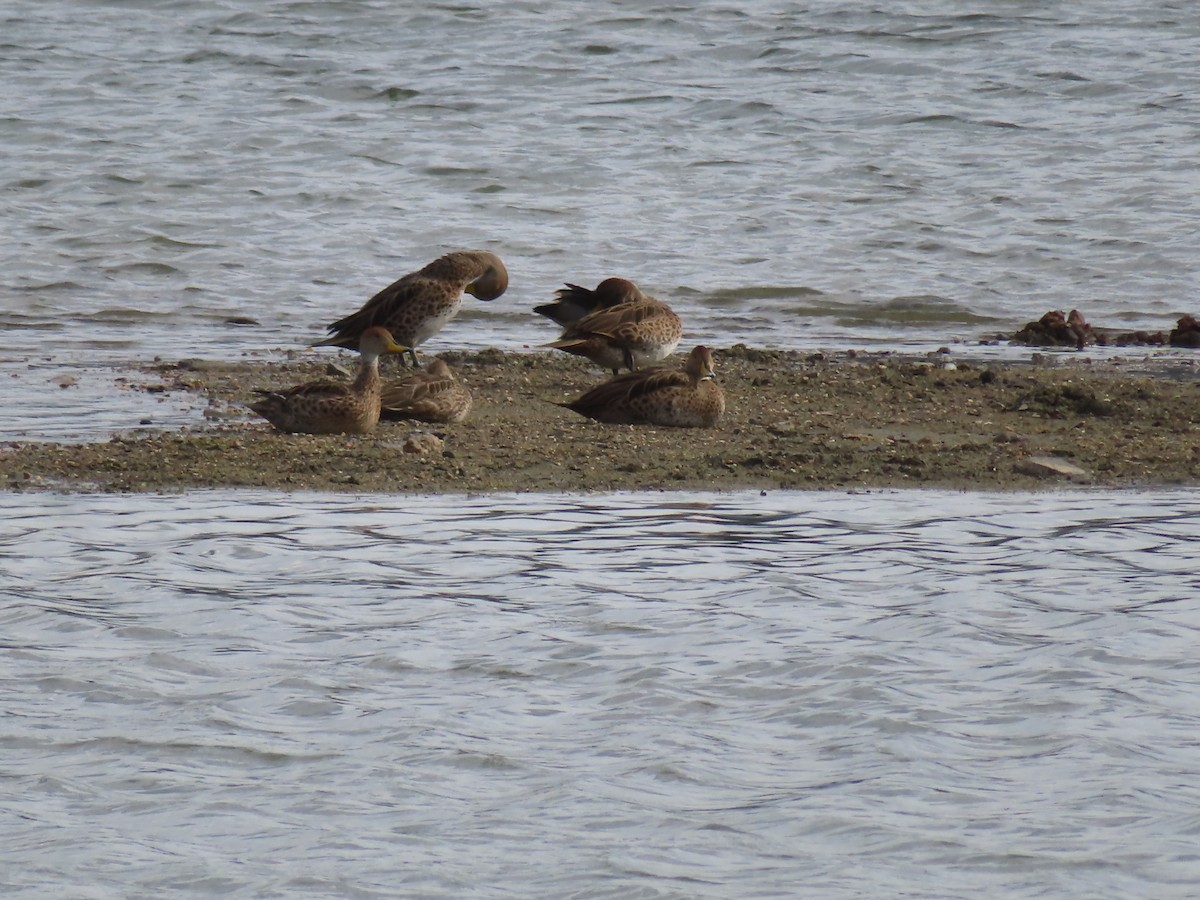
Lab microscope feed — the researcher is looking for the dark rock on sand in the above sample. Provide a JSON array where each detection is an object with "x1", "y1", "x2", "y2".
[
  {"x1": 1013, "y1": 309, "x2": 1095, "y2": 350},
  {"x1": 1169, "y1": 315, "x2": 1200, "y2": 348}
]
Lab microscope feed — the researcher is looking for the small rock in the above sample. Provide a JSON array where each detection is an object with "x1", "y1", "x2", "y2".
[
  {"x1": 1013, "y1": 309, "x2": 1094, "y2": 349},
  {"x1": 403, "y1": 432, "x2": 444, "y2": 455},
  {"x1": 1014, "y1": 455, "x2": 1092, "y2": 482}
]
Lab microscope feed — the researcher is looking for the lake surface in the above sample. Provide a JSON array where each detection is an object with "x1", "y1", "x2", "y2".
[
  {"x1": 3, "y1": 6, "x2": 1199, "y2": 896},
  {"x1": 3, "y1": 0, "x2": 1198, "y2": 364},
  {"x1": 3, "y1": 488, "x2": 1200, "y2": 898},
  {"x1": 3, "y1": 0, "x2": 1199, "y2": 442}
]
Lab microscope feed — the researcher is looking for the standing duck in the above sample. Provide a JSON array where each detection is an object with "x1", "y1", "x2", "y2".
[
  {"x1": 545, "y1": 281, "x2": 682, "y2": 376},
  {"x1": 315, "y1": 250, "x2": 508, "y2": 367},
  {"x1": 534, "y1": 277, "x2": 647, "y2": 327}
]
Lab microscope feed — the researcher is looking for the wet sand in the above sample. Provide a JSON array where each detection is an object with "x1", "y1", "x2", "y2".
[{"x1": 2, "y1": 346, "x2": 1199, "y2": 493}]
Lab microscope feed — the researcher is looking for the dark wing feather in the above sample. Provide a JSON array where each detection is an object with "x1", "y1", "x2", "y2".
[
  {"x1": 271, "y1": 380, "x2": 354, "y2": 402},
  {"x1": 534, "y1": 283, "x2": 597, "y2": 326},
  {"x1": 564, "y1": 367, "x2": 685, "y2": 419},
  {"x1": 321, "y1": 272, "x2": 429, "y2": 347},
  {"x1": 620, "y1": 368, "x2": 688, "y2": 402}
]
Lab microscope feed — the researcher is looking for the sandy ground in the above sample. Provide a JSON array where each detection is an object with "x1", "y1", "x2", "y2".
[{"x1": 2, "y1": 345, "x2": 1199, "y2": 493}]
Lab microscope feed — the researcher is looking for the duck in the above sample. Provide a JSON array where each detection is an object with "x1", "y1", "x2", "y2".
[
  {"x1": 314, "y1": 250, "x2": 508, "y2": 367},
  {"x1": 560, "y1": 345, "x2": 725, "y2": 427},
  {"x1": 248, "y1": 326, "x2": 407, "y2": 434},
  {"x1": 379, "y1": 358, "x2": 472, "y2": 424},
  {"x1": 545, "y1": 283, "x2": 682, "y2": 375},
  {"x1": 534, "y1": 277, "x2": 646, "y2": 327}
]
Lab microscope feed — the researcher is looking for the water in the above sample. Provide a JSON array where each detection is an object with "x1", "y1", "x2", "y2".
[
  {"x1": 3, "y1": 488, "x2": 1200, "y2": 897},
  {"x1": 4, "y1": 1, "x2": 1199, "y2": 441},
  {"x1": 4, "y1": 8, "x2": 1199, "y2": 893},
  {"x1": 3, "y1": 1, "x2": 1198, "y2": 361}
]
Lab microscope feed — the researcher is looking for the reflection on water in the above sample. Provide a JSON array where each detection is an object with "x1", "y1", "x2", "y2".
[{"x1": 2, "y1": 488, "x2": 1199, "y2": 897}]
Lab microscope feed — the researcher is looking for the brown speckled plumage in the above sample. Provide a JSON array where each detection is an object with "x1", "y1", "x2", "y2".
[
  {"x1": 315, "y1": 250, "x2": 508, "y2": 366},
  {"x1": 379, "y1": 358, "x2": 472, "y2": 424},
  {"x1": 534, "y1": 277, "x2": 646, "y2": 327},
  {"x1": 561, "y1": 345, "x2": 725, "y2": 428},
  {"x1": 546, "y1": 282, "x2": 682, "y2": 375},
  {"x1": 248, "y1": 327, "x2": 407, "y2": 434}
]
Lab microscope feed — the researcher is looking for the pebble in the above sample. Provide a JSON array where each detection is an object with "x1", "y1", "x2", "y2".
[
  {"x1": 1014, "y1": 455, "x2": 1092, "y2": 482},
  {"x1": 402, "y1": 432, "x2": 444, "y2": 455}
]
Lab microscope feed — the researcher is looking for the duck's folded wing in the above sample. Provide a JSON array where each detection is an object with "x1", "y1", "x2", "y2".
[
  {"x1": 380, "y1": 374, "x2": 457, "y2": 408},
  {"x1": 320, "y1": 272, "x2": 430, "y2": 343},
  {"x1": 273, "y1": 380, "x2": 353, "y2": 402},
  {"x1": 622, "y1": 368, "x2": 688, "y2": 401}
]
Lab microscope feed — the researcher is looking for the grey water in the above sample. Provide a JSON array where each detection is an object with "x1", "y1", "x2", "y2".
[
  {"x1": 4, "y1": 0, "x2": 1200, "y2": 440},
  {"x1": 3, "y1": 1, "x2": 1199, "y2": 362},
  {"x1": 4, "y1": 5, "x2": 1200, "y2": 895},
  {"x1": 2, "y1": 488, "x2": 1200, "y2": 898}
]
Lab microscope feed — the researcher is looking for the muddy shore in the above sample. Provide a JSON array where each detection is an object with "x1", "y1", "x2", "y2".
[{"x1": 3, "y1": 345, "x2": 1199, "y2": 493}]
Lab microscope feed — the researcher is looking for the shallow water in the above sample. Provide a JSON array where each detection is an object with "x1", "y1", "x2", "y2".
[
  {"x1": 5, "y1": 10, "x2": 1198, "y2": 895},
  {"x1": 3, "y1": 1, "x2": 1198, "y2": 355},
  {"x1": 4, "y1": 0, "x2": 1199, "y2": 441},
  {"x1": 3, "y1": 488, "x2": 1200, "y2": 897}
]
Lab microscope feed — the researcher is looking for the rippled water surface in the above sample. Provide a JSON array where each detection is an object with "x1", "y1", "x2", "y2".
[
  {"x1": 5, "y1": 10, "x2": 1198, "y2": 894},
  {"x1": 4, "y1": 1, "x2": 1200, "y2": 440},
  {"x1": 3, "y1": 488, "x2": 1200, "y2": 897},
  {"x1": 4, "y1": 1, "x2": 1198, "y2": 358}
]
